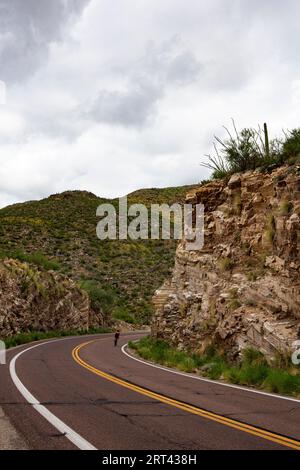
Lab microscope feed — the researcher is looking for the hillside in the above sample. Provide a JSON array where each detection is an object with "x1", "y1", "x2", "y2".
[{"x1": 0, "y1": 184, "x2": 198, "y2": 325}]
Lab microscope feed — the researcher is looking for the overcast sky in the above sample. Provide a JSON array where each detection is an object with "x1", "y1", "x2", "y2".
[{"x1": 0, "y1": 0, "x2": 299, "y2": 206}]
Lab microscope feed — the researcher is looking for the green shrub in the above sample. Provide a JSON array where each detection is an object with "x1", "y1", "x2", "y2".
[
  {"x1": 263, "y1": 370, "x2": 300, "y2": 395},
  {"x1": 9, "y1": 250, "x2": 60, "y2": 271},
  {"x1": 113, "y1": 307, "x2": 136, "y2": 324},
  {"x1": 223, "y1": 366, "x2": 241, "y2": 384},
  {"x1": 282, "y1": 129, "x2": 300, "y2": 160},
  {"x1": 222, "y1": 127, "x2": 262, "y2": 173},
  {"x1": 79, "y1": 280, "x2": 115, "y2": 315},
  {"x1": 174, "y1": 356, "x2": 196, "y2": 373},
  {"x1": 279, "y1": 200, "x2": 293, "y2": 216},
  {"x1": 242, "y1": 347, "x2": 267, "y2": 367},
  {"x1": 228, "y1": 299, "x2": 241, "y2": 311},
  {"x1": 202, "y1": 123, "x2": 300, "y2": 180},
  {"x1": 201, "y1": 121, "x2": 282, "y2": 179},
  {"x1": 219, "y1": 256, "x2": 233, "y2": 272},
  {"x1": 239, "y1": 365, "x2": 269, "y2": 386},
  {"x1": 203, "y1": 344, "x2": 218, "y2": 358},
  {"x1": 205, "y1": 360, "x2": 228, "y2": 380}
]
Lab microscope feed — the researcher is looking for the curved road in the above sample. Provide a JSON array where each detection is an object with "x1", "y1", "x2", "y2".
[{"x1": 1, "y1": 332, "x2": 300, "y2": 450}]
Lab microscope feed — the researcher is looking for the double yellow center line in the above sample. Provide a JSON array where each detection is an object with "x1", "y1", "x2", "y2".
[{"x1": 72, "y1": 341, "x2": 300, "y2": 450}]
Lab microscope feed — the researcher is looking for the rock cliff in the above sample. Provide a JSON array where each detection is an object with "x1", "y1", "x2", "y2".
[
  {"x1": 152, "y1": 165, "x2": 300, "y2": 359},
  {"x1": 0, "y1": 259, "x2": 102, "y2": 337}
]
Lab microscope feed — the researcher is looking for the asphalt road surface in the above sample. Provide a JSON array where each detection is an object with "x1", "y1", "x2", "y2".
[{"x1": 1, "y1": 332, "x2": 300, "y2": 450}]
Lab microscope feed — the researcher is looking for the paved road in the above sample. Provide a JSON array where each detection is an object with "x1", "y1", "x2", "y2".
[{"x1": 1, "y1": 332, "x2": 300, "y2": 450}]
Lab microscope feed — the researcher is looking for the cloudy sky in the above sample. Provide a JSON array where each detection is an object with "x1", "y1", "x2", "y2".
[{"x1": 0, "y1": 0, "x2": 299, "y2": 206}]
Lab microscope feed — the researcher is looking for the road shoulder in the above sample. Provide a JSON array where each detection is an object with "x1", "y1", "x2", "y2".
[{"x1": 0, "y1": 406, "x2": 28, "y2": 450}]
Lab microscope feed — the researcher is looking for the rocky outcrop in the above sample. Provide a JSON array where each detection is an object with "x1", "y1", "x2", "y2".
[
  {"x1": 0, "y1": 259, "x2": 103, "y2": 337},
  {"x1": 152, "y1": 165, "x2": 300, "y2": 359}
]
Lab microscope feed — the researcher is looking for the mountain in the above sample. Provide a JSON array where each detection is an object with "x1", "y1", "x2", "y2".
[{"x1": 0, "y1": 184, "x2": 198, "y2": 325}]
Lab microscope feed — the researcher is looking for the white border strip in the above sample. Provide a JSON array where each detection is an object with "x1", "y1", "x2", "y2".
[
  {"x1": 122, "y1": 342, "x2": 300, "y2": 404},
  {"x1": 9, "y1": 339, "x2": 97, "y2": 450}
]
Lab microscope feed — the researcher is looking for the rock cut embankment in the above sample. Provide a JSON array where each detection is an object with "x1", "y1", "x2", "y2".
[
  {"x1": 0, "y1": 259, "x2": 103, "y2": 337},
  {"x1": 152, "y1": 166, "x2": 300, "y2": 359}
]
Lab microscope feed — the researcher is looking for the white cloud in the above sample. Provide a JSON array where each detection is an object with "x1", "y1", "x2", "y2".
[
  {"x1": 0, "y1": 108, "x2": 25, "y2": 138},
  {"x1": 0, "y1": 0, "x2": 300, "y2": 207},
  {"x1": 292, "y1": 80, "x2": 300, "y2": 106},
  {"x1": 0, "y1": 80, "x2": 7, "y2": 104}
]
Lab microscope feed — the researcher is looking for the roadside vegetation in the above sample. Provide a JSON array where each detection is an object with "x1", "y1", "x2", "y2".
[
  {"x1": 201, "y1": 121, "x2": 300, "y2": 179},
  {"x1": 129, "y1": 337, "x2": 300, "y2": 398},
  {"x1": 3, "y1": 327, "x2": 112, "y2": 349}
]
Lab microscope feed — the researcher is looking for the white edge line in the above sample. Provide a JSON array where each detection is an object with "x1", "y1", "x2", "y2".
[
  {"x1": 9, "y1": 338, "x2": 97, "y2": 450},
  {"x1": 8, "y1": 332, "x2": 142, "y2": 450},
  {"x1": 122, "y1": 342, "x2": 300, "y2": 404}
]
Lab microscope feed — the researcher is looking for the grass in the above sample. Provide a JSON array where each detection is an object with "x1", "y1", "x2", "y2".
[
  {"x1": 228, "y1": 299, "x2": 241, "y2": 311},
  {"x1": 2, "y1": 327, "x2": 112, "y2": 349},
  {"x1": 218, "y1": 256, "x2": 233, "y2": 272},
  {"x1": 129, "y1": 337, "x2": 300, "y2": 398},
  {"x1": 0, "y1": 249, "x2": 61, "y2": 271},
  {"x1": 112, "y1": 307, "x2": 136, "y2": 324}
]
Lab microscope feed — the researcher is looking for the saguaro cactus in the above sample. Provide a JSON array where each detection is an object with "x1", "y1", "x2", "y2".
[{"x1": 264, "y1": 122, "x2": 270, "y2": 159}]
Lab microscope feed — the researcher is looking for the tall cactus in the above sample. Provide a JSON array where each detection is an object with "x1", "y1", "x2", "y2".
[{"x1": 264, "y1": 122, "x2": 270, "y2": 159}]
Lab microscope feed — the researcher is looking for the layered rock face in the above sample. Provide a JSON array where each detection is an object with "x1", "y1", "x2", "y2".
[
  {"x1": 0, "y1": 259, "x2": 103, "y2": 337},
  {"x1": 152, "y1": 166, "x2": 300, "y2": 359}
]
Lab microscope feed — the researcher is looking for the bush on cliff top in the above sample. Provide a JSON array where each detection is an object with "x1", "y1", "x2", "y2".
[
  {"x1": 282, "y1": 128, "x2": 300, "y2": 161},
  {"x1": 202, "y1": 122, "x2": 300, "y2": 179}
]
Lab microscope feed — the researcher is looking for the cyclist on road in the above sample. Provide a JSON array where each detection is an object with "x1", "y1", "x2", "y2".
[{"x1": 114, "y1": 330, "x2": 120, "y2": 347}]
